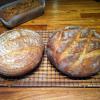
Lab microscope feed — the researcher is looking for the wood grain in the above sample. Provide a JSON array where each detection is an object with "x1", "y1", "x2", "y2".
[
  {"x1": 0, "y1": 88, "x2": 100, "y2": 100},
  {"x1": 0, "y1": 0, "x2": 100, "y2": 100}
]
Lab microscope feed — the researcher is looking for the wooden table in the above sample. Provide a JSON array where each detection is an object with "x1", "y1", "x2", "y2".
[
  {"x1": 0, "y1": 88, "x2": 100, "y2": 100},
  {"x1": 0, "y1": 0, "x2": 100, "y2": 100}
]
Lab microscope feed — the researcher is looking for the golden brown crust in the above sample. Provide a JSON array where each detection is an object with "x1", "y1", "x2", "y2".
[
  {"x1": 47, "y1": 26, "x2": 100, "y2": 78},
  {"x1": 0, "y1": 29, "x2": 44, "y2": 77}
]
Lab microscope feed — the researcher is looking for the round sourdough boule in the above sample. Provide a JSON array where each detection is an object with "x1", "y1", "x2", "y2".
[
  {"x1": 47, "y1": 26, "x2": 100, "y2": 78},
  {"x1": 0, "y1": 29, "x2": 44, "y2": 77}
]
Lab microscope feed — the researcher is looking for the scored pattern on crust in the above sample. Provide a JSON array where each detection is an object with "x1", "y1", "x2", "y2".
[{"x1": 47, "y1": 26, "x2": 100, "y2": 77}]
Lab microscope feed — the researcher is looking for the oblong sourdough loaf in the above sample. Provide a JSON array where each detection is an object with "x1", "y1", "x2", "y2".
[
  {"x1": 0, "y1": 29, "x2": 44, "y2": 77},
  {"x1": 47, "y1": 26, "x2": 100, "y2": 78}
]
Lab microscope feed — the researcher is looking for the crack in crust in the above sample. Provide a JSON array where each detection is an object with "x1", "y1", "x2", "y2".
[{"x1": 47, "y1": 26, "x2": 100, "y2": 78}]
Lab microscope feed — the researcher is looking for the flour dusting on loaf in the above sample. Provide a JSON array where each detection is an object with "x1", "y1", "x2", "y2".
[{"x1": 0, "y1": 29, "x2": 44, "y2": 77}]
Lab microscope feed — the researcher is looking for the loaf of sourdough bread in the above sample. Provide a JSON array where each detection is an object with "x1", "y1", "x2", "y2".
[{"x1": 47, "y1": 26, "x2": 100, "y2": 78}]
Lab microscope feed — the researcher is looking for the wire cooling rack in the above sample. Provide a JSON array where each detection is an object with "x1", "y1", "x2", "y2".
[{"x1": 0, "y1": 30, "x2": 100, "y2": 88}]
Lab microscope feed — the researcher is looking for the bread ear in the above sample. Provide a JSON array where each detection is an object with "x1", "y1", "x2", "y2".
[
  {"x1": 64, "y1": 26, "x2": 80, "y2": 30},
  {"x1": 91, "y1": 30, "x2": 100, "y2": 38},
  {"x1": 49, "y1": 30, "x2": 58, "y2": 38}
]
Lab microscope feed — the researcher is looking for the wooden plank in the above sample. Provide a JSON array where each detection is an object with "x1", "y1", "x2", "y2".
[
  {"x1": 0, "y1": 0, "x2": 100, "y2": 100},
  {"x1": 0, "y1": 88, "x2": 100, "y2": 100}
]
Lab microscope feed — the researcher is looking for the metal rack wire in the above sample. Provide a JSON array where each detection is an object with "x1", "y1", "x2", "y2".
[{"x1": 0, "y1": 30, "x2": 100, "y2": 88}]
